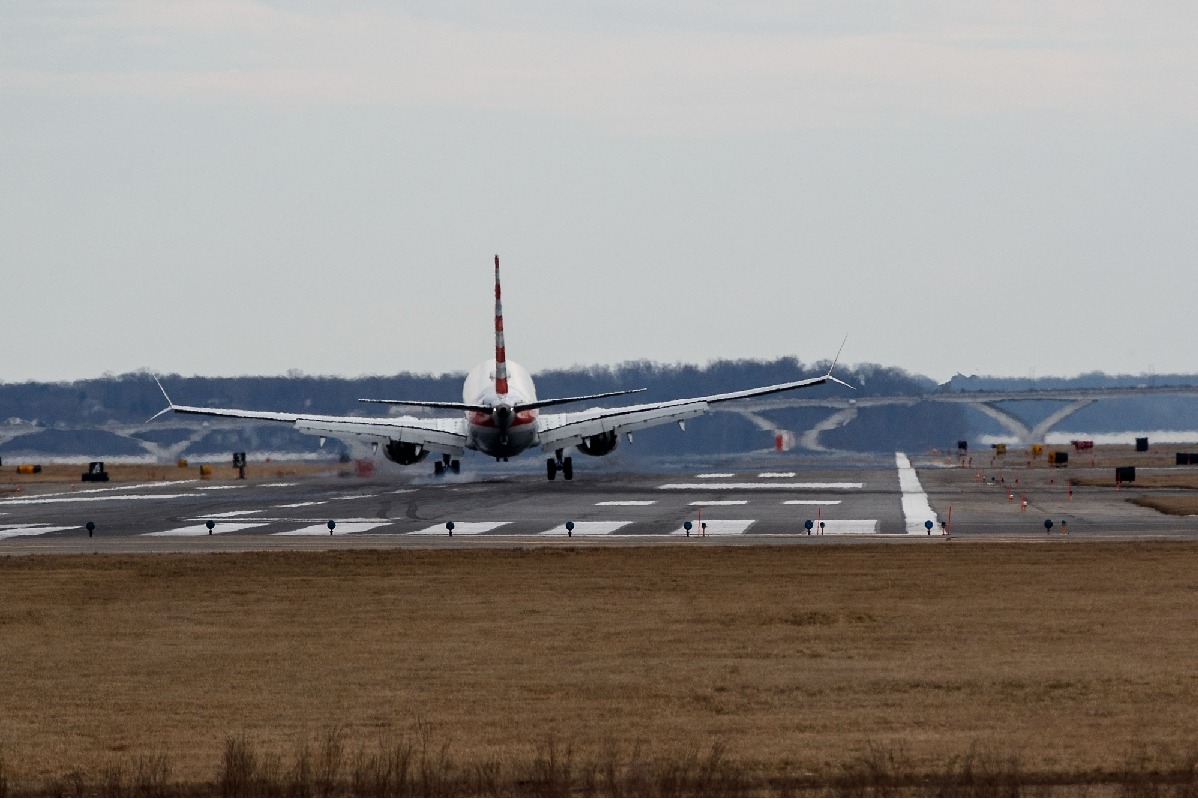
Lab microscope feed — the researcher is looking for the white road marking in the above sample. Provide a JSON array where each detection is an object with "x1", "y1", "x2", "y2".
[
  {"x1": 205, "y1": 510, "x2": 261, "y2": 518},
  {"x1": 595, "y1": 500, "x2": 656, "y2": 506},
  {"x1": 696, "y1": 473, "x2": 735, "y2": 478},
  {"x1": 540, "y1": 521, "x2": 632, "y2": 536},
  {"x1": 0, "y1": 493, "x2": 204, "y2": 505},
  {"x1": 332, "y1": 494, "x2": 377, "y2": 500},
  {"x1": 896, "y1": 452, "x2": 938, "y2": 535},
  {"x1": 758, "y1": 472, "x2": 796, "y2": 478},
  {"x1": 407, "y1": 521, "x2": 509, "y2": 535},
  {"x1": 782, "y1": 500, "x2": 843, "y2": 505},
  {"x1": 196, "y1": 485, "x2": 244, "y2": 491},
  {"x1": 658, "y1": 482, "x2": 863, "y2": 490},
  {"x1": 689, "y1": 500, "x2": 747, "y2": 506},
  {"x1": 391, "y1": 489, "x2": 416, "y2": 494},
  {"x1": 273, "y1": 501, "x2": 327, "y2": 508},
  {"x1": 672, "y1": 519, "x2": 755, "y2": 535},
  {"x1": 261, "y1": 482, "x2": 297, "y2": 487},
  {"x1": 0, "y1": 525, "x2": 77, "y2": 539},
  {"x1": 274, "y1": 521, "x2": 392, "y2": 536},
  {"x1": 144, "y1": 522, "x2": 268, "y2": 536}
]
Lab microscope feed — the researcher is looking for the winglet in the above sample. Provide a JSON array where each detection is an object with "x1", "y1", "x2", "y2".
[
  {"x1": 824, "y1": 336, "x2": 855, "y2": 390},
  {"x1": 146, "y1": 376, "x2": 176, "y2": 422}
]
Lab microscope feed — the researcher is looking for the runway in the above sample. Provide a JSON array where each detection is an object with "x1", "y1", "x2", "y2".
[{"x1": 0, "y1": 452, "x2": 1193, "y2": 553}]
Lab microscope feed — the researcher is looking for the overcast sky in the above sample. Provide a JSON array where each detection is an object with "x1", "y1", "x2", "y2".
[{"x1": 3, "y1": 2, "x2": 1197, "y2": 384}]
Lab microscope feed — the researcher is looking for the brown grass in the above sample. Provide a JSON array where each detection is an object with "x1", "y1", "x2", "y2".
[
  {"x1": 1074, "y1": 473, "x2": 1198, "y2": 489},
  {"x1": 2, "y1": 544, "x2": 1198, "y2": 795}
]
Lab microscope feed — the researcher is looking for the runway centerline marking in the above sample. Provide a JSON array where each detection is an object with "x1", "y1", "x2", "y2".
[
  {"x1": 595, "y1": 501, "x2": 656, "y2": 506},
  {"x1": 540, "y1": 521, "x2": 632, "y2": 536},
  {"x1": 658, "y1": 482, "x2": 863, "y2": 490},
  {"x1": 0, "y1": 493, "x2": 205, "y2": 505}
]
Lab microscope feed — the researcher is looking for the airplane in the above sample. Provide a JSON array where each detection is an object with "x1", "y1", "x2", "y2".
[{"x1": 153, "y1": 256, "x2": 851, "y2": 480}]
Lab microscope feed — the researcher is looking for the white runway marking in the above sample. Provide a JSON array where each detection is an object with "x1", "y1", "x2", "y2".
[
  {"x1": 1, "y1": 481, "x2": 198, "y2": 499},
  {"x1": 273, "y1": 501, "x2": 327, "y2": 508},
  {"x1": 274, "y1": 521, "x2": 392, "y2": 536},
  {"x1": 391, "y1": 489, "x2": 416, "y2": 494},
  {"x1": 408, "y1": 522, "x2": 509, "y2": 535},
  {"x1": 807, "y1": 520, "x2": 881, "y2": 535},
  {"x1": 782, "y1": 500, "x2": 843, "y2": 505},
  {"x1": 205, "y1": 510, "x2": 261, "y2": 518},
  {"x1": 0, "y1": 493, "x2": 204, "y2": 505},
  {"x1": 659, "y1": 482, "x2": 863, "y2": 490},
  {"x1": 758, "y1": 472, "x2": 796, "y2": 478},
  {"x1": 896, "y1": 452, "x2": 938, "y2": 535},
  {"x1": 0, "y1": 525, "x2": 77, "y2": 539},
  {"x1": 595, "y1": 500, "x2": 656, "y2": 506},
  {"x1": 144, "y1": 522, "x2": 268, "y2": 536},
  {"x1": 196, "y1": 485, "x2": 244, "y2": 491},
  {"x1": 672, "y1": 519, "x2": 755, "y2": 535},
  {"x1": 540, "y1": 521, "x2": 632, "y2": 536},
  {"x1": 261, "y1": 482, "x2": 297, "y2": 487},
  {"x1": 689, "y1": 500, "x2": 748, "y2": 506},
  {"x1": 333, "y1": 494, "x2": 377, "y2": 500},
  {"x1": 696, "y1": 473, "x2": 735, "y2": 478}
]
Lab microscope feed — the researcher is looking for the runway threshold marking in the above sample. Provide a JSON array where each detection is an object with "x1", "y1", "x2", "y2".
[
  {"x1": 144, "y1": 522, "x2": 269, "y2": 536},
  {"x1": 0, "y1": 525, "x2": 78, "y2": 539},
  {"x1": 808, "y1": 520, "x2": 881, "y2": 535},
  {"x1": 540, "y1": 521, "x2": 633, "y2": 536},
  {"x1": 658, "y1": 482, "x2": 863, "y2": 490},
  {"x1": 896, "y1": 452, "x2": 938, "y2": 535},
  {"x1": 671, "y1": 519, "x2": 755, "y2": 535},
  {"x1": 595, "y1": 501, "x2": 656, "y2": 506},
  {"x1": 274, "y1": 521, "x2": 392, "y2": 536},
  {"x1": 407, "y1": 521, "x2": 509, "y2": 535}
]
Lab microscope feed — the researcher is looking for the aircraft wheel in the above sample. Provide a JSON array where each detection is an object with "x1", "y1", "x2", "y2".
[
  {"x1": 433, "y1": 461, "x2": 445, "y2": 477},
  {"x1": 546, "y1": 458, "x2": 557, "y2": 481},
  {"x1": 450, "y1": 459, "x2": 461, "y2": 475},
  {"x1": 562, "y1": 456, "x2": 573, "y2": 481}
]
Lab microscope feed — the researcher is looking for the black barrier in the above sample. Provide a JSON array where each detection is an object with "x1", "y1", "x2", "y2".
[{"x1": 1115, "y1": 466, "x2": 1136, "y2": 483}]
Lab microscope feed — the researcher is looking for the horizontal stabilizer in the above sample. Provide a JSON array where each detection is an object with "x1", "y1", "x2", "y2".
[
  {"x1": 514, "y1": 388, "x2": 647, "y2": 412},
  {"x1": 357, "y1": 399, "x2": 494, "y2": 413}
]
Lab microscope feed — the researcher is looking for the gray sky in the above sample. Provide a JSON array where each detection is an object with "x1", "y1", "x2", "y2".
[{"x1": 3, "y1": 1, "x2": 1197, "y2": 384}]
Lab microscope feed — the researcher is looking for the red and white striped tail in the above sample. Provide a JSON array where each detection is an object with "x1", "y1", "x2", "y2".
[{"x1": 493, "y1": 254, "x2": 509, "y2": 395}]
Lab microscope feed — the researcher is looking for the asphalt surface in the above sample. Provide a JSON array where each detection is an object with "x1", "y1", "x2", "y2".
[{"x1": 0, "y1": 453, "x2": 1193, "y2": 554}]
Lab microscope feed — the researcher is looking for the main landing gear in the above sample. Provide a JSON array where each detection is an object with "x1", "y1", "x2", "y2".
[
  {"x1": 433, "y1": 454, "x2": 461, "y2": 477},
  {"x1": 547, "y1": 450, "x2": 573, "y2": 481}
]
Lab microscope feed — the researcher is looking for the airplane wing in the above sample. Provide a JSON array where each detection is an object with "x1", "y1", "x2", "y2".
[
  {"x1": 153, "y1": 392, "x2": 469, "y2": 456},
  {"x1": 536, "y1": 372, "x2": 846, "y2": 453}
]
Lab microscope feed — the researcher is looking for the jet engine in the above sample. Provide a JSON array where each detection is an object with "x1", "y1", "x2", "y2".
[
  {"x1": 384, "y1": 440, "x2": 429, "y2": 465},
  {"x1": 576, "y1": 430, "x2": 618, "y2": 457}
]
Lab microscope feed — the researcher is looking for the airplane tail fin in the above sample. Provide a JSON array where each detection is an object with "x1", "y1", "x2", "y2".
[{"x1": 493, "y1": 254, "x2": 509, "y2": 395}]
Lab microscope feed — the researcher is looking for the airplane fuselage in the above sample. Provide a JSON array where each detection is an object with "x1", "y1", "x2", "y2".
[{"x1": 462, "y1": 358, "x2": 539, "y2": 459}]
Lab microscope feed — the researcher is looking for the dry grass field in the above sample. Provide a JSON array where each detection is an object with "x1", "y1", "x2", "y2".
[{"x1": 2, "y1": 544, "x2": 1198, "y2": 795}]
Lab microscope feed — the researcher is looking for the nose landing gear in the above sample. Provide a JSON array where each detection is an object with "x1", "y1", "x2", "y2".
[{"x1": 546, "y1": 450, "x2": 573, "y2": 481}]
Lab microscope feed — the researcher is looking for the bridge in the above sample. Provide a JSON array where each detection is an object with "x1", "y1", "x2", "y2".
[{"x1": 716, "y1": 385, "x2": 1198, "y2": 452}]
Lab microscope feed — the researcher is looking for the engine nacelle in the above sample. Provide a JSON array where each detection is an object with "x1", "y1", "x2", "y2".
[
  {"x1": 577, "y1": 430, "x2": 618, "y2": 457},
  {"x1": 383, "y1": 440, "x2": 429, "y2": 465}
]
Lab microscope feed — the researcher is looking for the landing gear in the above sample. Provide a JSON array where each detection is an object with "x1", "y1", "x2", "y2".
[
  {"x1": 546, "y1": 450, "x2": 573, "y2": 481},
  {"x1": 433, "y1": 455, "x2": 461, "y2": 477}
]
